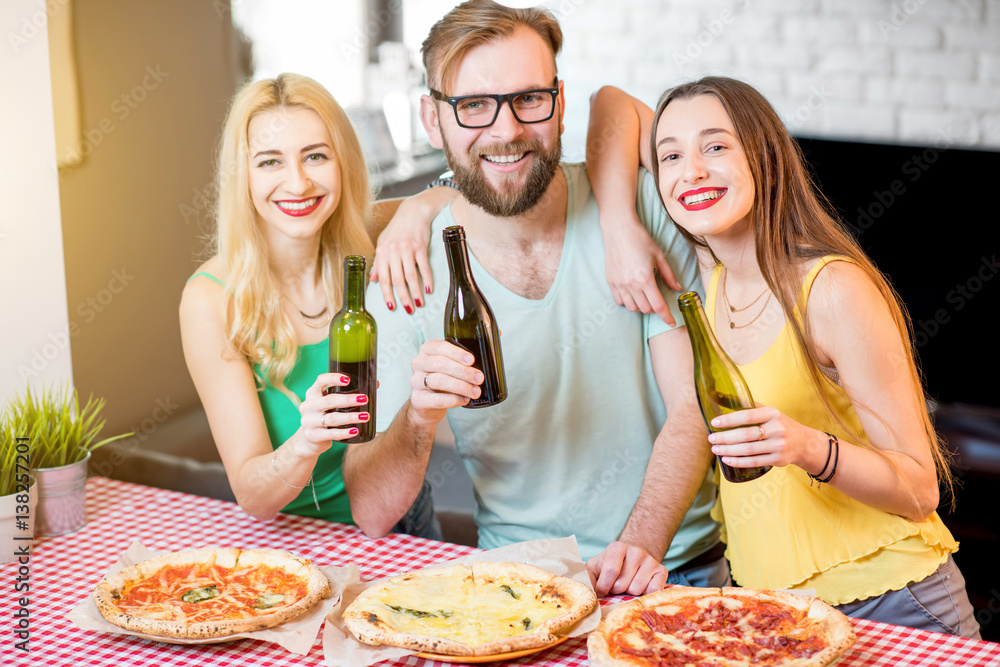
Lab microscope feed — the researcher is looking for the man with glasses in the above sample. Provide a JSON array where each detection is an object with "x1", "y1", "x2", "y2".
[{"x1": 344, "y1": 0, "x2": 726, "y2": 596}]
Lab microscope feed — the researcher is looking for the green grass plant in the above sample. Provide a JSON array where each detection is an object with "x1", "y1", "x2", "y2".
[
  {"x1": 0, "y1": 410, "x2": 29, "y2": 497},
  {"x1": 3, "y1": 383, "x2": 132, "y2": 477}
]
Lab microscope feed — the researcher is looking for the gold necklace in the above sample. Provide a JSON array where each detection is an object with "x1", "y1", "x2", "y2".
[
  {"x1": 285, "y1": 295, "x2": 332, "y2": 328},
  {"x1": 721, "y1": 266, "x2": 772, "y2": 330},
  {"x1": 299, "y1": 307, "x2": 332, "y2": 329}
]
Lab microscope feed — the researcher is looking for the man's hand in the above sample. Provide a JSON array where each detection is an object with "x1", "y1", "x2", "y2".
[
  {"x1": 586, "y1": 541, "x2": 669, "y2": 597},
  {"x1": 602, "y1": 217, "x2": 681, "y2": 327},
  {"x1": 409, "y1": 340, "x2": 484, "y2": 421}
]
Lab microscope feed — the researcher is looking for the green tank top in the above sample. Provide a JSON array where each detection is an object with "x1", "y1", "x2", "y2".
[{"x1": 188, "y1": 272, "x2": 352, "y2": 524}]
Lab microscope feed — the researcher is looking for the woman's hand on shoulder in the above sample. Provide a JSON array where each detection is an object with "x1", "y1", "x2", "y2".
[
  {"x1": 298, "y1": 373, "x2": 372, "y2": 454},
  {"x1": 370, "y1": 186, "x2": 459, "y2": 315}
]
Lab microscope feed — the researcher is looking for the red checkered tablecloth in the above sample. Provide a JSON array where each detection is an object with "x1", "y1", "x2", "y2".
[{"x1": 4, "y1": 477, "x2": 998, "y2": 666}]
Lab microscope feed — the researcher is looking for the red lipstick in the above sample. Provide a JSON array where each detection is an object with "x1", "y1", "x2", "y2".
[
  {"x1": 274, "y1": 196, "x2": 323, "y2": 217},
  {"x1": 679, "y1": 187, "x2": 727, "y2": 211}
]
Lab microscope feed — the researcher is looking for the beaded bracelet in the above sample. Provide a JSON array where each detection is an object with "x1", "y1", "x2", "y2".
[{"x1": 808, "y1": 433, "x2": 840, "y2": 487}]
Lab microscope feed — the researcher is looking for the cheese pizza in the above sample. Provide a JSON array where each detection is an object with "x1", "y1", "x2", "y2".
[
  {"x1": 343, "y1": 562, "x2": 597, "y2": 656},
  {"x1": 588, "y1": 586, "x2": 856, "y2": 667},
  {"x1": 93, "y1": 547, "x2": 330, "y2": 639}
]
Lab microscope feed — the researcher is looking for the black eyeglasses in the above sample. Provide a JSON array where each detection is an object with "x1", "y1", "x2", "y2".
[{"x1": 429, "y1": 80, "x2": 559, "y2": 129}]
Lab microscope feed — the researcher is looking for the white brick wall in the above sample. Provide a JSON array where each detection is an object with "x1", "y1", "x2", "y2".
[{"x1": 548, "y1": 0, "x2": 1000, "y2": 153}]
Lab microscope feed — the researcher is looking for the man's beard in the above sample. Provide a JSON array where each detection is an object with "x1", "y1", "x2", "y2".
[{"x1": 443, "y1": 136, "x2": 561, "y2": 218}]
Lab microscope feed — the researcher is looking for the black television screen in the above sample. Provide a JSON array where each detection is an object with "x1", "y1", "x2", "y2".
[{"x1": 796, "y1": 137, "x2": 998, "y2": 411}]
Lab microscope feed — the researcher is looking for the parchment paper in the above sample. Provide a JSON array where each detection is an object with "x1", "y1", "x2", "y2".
[
  {"x1": 322, "y1": 535, "x2": 600, "y2": 667},
  {"x1": 68, "y1": 540, "x2": 359, "y2": 655}
]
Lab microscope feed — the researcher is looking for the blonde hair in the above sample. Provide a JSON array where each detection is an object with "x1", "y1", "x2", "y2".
[
  {"x1": 214, "y1": 73, "x2": 374, "y2": 401},
  {"x1": 650, "y1": 76, "x2": 954, "y2": 504},
  {"x1": 421, "y1": 0, "x2": 562, "y2": 94}
]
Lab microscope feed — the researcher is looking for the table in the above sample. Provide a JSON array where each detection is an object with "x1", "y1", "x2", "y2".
[{"x1": 6, "y1": 477, "x2": 999, "y2": 666}]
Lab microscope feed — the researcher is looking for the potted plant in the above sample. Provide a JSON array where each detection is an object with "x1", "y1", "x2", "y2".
[
  {"x1": 7, "y1": 383, "x2": 132, "y2": 536},
  {"x1": 1, "y1": 409, "x2": 37, "y2": 563}
]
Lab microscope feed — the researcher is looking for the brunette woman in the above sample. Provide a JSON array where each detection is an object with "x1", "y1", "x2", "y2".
[{"x1": 586, "y1": 77, "x2": 978, "y2": 637}]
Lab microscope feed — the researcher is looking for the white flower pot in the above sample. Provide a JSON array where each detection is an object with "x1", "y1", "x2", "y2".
[
  {"x1": 34, "y1": 452, "x2": 90, "y2": 536},
  {"x1": 0, "y1": 481, "x2": 37, "y2": 564}
]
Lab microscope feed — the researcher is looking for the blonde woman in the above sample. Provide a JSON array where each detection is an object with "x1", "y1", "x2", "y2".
[{"x1": 180, "y1": 73, "x2": 444, "y2": 536}]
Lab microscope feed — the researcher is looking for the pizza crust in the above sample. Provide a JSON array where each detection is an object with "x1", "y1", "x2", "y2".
[
  {"x1": 344, "y1": 564, "x2": 477, "y2": 655},
  {"x1": 587, "y1": 599, "x2": 646, "y2": 667},
  {"x1": 93, "y1": 547, "x2": 330, "y2": 640},
  {"x1": 471, "y1": 562, "x2": 596, "y2": 637},
  {"x1": 343, "y1": 561, "x2": 597, "y2": 657},
  {"x1": 471, "y1": 630, "x2": 559, "y2": 656},
  {"x1": 587, "y1": 585, "x2": 856, "y2": 667},
  {"x1": 638, "y1": 586, "x2": 724, "y2": 611},
  {"x1": 719, "y1": 588, "x2": 856, "y2": 667}
]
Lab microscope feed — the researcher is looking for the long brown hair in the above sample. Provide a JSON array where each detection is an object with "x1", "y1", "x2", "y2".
[
  {"x1": 215, "y1": 73, "x2": 374, "y2": 401},
  {"x1": 650, "y1": 76, "x2": 954, "y2": 502}
]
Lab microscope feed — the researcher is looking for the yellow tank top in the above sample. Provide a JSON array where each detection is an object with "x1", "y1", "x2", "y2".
[{"x1": 707, "y1": 257, "x2": 957, "y2": 605}]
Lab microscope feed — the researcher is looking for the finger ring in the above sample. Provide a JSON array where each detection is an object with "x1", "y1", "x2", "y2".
[
  {"x1": 320, "y1": 413, "x2": 327, "y2": 428},
  {"x1": 757, "y1": 425, "x2": 766, "y2": 441},
  {"x1": 423, "y1": 374, "x2": 430, "y2": 389}
]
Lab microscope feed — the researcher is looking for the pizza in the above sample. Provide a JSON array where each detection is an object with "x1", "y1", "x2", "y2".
[
  {"x1": 343, "y1": 561, "x2": 597, "y2": 656},
  {"x1": 588, "y1": 586, "x2": 856, "y2": 667},
  {"x1": 93, "y1": 547, "x2": 330, "y2": 639}
]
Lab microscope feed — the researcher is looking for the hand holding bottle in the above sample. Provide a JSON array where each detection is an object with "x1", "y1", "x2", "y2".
[
  {"x1": 707, "y1": 404, "x2": 832, "y2": 477},
  {"x1": 409, "y1": 340, "x2": 485, "y2": 421},
  {"x1": 328, "y1": 256, "x2": 377, "y2": 443},
  {"x1": 678, "y1": 291, "x2": 769, "y2": 483},
  {"x1": 298, "y1": 372, "x2": 371, "y2": 452},
  {"x1": 442, "y1": 226, "x2": 507, "y2": 408}
]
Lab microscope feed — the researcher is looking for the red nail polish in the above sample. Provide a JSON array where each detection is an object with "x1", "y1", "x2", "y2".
[
  {"x1": 356, "y1": 395, "x2": 367, "y2": 404},
  {"x1": 404, "y1": 304, "x2": 413, "y2": 314},
  {"x1": 359, "y1": 412, "x2": 370, "y2": 422},
  {"x1": 415, "y1": 298, "x2": 422, "y2": 308},
  {"x1": 425, "y1": 286, "x2": 431, "y2": 294},
  {"x1": 341, "y1": 376, "x2": 350, "y2": 384},
  {"x1": 387, "y1": 302, "x2": 394, "y2": 311},
  {"x1": 349, "y1": 428, "x2": 359, "y2": 436}
]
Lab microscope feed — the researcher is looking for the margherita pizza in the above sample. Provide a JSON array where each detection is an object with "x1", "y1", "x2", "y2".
[
  {"x1": 93, "y1": 547, "x2": 330, "y2": 639},
  {"x1": 343, "y1": 562, "x2": 597, "y2": 656},
  {"x1": 588, "y1": 586, "x2": 856, "y2": 667}
]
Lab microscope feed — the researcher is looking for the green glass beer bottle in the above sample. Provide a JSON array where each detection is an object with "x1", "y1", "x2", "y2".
[
  {"x1": 327, "y1": 255, "x2": 376, "y2": 442},
  {"x1": 678, "y1": 291, "x2": 770, "y2": 483},
  {"x1": 442, "y1": 225, "x2": 507, "y2": 408}
]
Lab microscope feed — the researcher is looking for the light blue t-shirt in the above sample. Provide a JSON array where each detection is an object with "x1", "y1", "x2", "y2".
[{"x1": 368, "y1": 162, "x2": 719, "y2": 568}]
